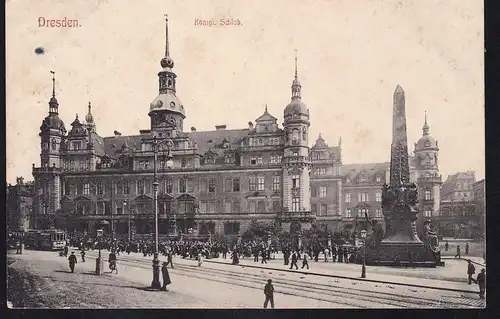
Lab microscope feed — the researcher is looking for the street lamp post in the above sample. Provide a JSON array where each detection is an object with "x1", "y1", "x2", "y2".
[
  {"x1": 361, "y1": 229, "x2": 367, "y2": 278},
  {"x1": 150, "y1": 135, "x2": 173, "y2": 290}
]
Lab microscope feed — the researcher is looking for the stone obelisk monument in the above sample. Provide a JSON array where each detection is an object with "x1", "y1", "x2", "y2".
[{"x1": 378, "y1": 85, "x2": 426, "y2": 263}]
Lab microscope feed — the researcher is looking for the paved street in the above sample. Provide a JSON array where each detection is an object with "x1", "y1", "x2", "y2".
[{"x1": 7, "y1": 249, "x2": 485, "y2": 309}]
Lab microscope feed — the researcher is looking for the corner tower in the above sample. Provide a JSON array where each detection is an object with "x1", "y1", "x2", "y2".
[
  {"x1": 413, "y1": 112, "x2": 442, "y2": 236},
  {"x1": 281, "y1": 52, "x2": 313, "y2": 234},
  {"x1": 149, "y1": 15, "x2": 186, "y2": 138},
  {"x1": 33, "y1": 71, "x2": 66, "y2": 226}
]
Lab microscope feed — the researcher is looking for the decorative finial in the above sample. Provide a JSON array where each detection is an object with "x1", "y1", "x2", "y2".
[
  {"x1": 88, "y1": 101, "x2": 92, "y2": 111},
  {"x1": 424, "y1": 110, "x2": 427, "y2": 125},
  {"x1": 76, "y1": 113, "x2": 79, "y2": 120},
  {"x1": 294, "y1": 49, "x2": 298, "y2": 79},
  {"x1": 160, "y1": 15, "x2": 174, "y2": 69},
  {"x1": 265, "y1": 104, "x2": 268, "y2": 112},
  {"x1": 50, "y1": 71, "x2": 55, "y2": 98},
  {"x1": 319, "y1": 132, "x2": 322, "y2": 139}
]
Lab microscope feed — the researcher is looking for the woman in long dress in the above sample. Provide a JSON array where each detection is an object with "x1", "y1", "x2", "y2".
[
  {"x1": 161, "y1": 262, "x2": 171, "y2": 291},
  {"x1": 231, "y1": 250, "x2": 239, "y2": 265}
]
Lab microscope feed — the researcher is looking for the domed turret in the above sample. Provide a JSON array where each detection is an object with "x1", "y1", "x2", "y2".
[
  {"x1": 40, "y1": 71, "x2": 66, "y2": 134},
  {"x1": 284, "y1": 51, "x2": 309, "y2": 118},
  {"x1": 415, "y1": 112, "x2": 438, "y2": 150},
  {"x1": 149, "y1": 15, "x2": 186, "y2": 127}
]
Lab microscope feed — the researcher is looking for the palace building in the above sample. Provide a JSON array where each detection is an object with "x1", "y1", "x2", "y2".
[{"x1": 31, "y1": 18, "x2": 439, "y2": 240}]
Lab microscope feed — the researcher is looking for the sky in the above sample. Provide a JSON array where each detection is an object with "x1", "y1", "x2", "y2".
[{"x1": 6, "y1": 0, "x2": 484, "y2": 184}]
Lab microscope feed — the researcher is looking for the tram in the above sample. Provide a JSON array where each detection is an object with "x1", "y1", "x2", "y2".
[{"x1": 24, "y1": 229, "x2": 67, "y2": 250}]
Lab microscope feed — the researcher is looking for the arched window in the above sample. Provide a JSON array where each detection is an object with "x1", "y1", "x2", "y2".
[
  {"x1": 292, "y1": 129, "x2": 299, "y2": 144},
  {"x1": 302, "y1": 127, "x2": 307, "y2": 141}
]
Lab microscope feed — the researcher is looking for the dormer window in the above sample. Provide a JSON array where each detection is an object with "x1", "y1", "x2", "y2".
[{"x1": 72, "y1": 141, "x2": 82, "y2": 150}]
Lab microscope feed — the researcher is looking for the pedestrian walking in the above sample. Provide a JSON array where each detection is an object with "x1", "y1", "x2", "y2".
[
  {"x1": 465, "y1": 243, "x2": 470, "y2": 255},
  {"x1": 324, "y1": 247, "x2": 329, "y2": 262},
  {"x1": 301, "y1": 253, "x2": 309, "y2": 269},
  {"x1": 455, "y1": 245, "x2": 461, "y2": 259},
  {"x1": 198, "y1": 253, "x2": 203, "y2": 267},
  {"x1": 445, "y1": 241, "x2": 449, "y2": 251},
  {"x1": 289, "y1": 251, "x2": 299, "y2": 270},
  {"x1": 80, "y1": 250, "x2": 86, "y2": 262},
  {"x1": 108, "y1": 251, "x2": 118, "y2": 274},
  {"x1": 161, "y1": 262, "x2": 172, "y2": 291},
  {"x1": 167, "y1": 251, "x2": 174, "y2": 269},
  {"x1": 261, "y1": 249, "x2": 267, "y2": 264},
  {"x1": 467, "y1": 260, "x2": 476, "y2": 285},
  {"x1": 68, "y1": 252, "x2": 77, "y2": 273},
  {"x1": 15, "y1": 240, "x2": 21, "y2": 254},
  {"x1": 263, "y1": 279, "x2": 275, "y2": 309},
  {"x1": 476, "y1": 269, "x2": 486, "y2": 299}
]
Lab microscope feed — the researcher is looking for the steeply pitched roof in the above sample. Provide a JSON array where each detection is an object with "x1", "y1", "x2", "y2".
[
  {"x1": 187, "y1": 129, "x2": 249, "y2": 154},
  {"x1": 342, "y1": 162, "x2": 389, "y2": 185},
  {"x1": 102, "y1": 135, "x2": 142, "y2": 158}
]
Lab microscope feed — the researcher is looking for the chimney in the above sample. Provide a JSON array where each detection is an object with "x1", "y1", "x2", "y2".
[
  {"x1": 114, "y1": 130, "x2": 122, "y2": 136},
  {"x1": 191, "y1": 127, "x2": 196, "y2": 132},
  {"x1": 248, "y1": 121, "x2": 253, "y2": 129},
  {"x1": 215, "y1": 125, "x2": 226, "y2": 130}
]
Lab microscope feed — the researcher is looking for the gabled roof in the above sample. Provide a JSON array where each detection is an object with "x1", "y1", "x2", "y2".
[
  {"x1": 342, "y1": 162, "x2": 389, "y2": 185},
  {"x1": 188, "y1": 129, "x2": 248, "y2": 154},
  {"x1": 255, "y1": 109, "x2": 277, "y2": 123}
]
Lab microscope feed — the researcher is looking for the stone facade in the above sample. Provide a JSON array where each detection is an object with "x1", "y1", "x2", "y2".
[
  {"x1": 31, "y1": 18, "x2": 438, "y2": 239},
  {"x1": 7, "y1": 177, "x2": 34, "y2": 231}
]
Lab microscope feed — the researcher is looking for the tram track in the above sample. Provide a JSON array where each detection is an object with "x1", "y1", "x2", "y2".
[{"x1": 86, "y1": 253, "x2": 482, "y2": 309}]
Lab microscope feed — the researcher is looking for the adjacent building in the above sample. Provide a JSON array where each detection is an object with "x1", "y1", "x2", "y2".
[
  {"x1": 441, "y1": 171, "x2": 476, "y2": 202},
  {"x1": 6, "y1": 177, "x2": 34, "y2": 232}
]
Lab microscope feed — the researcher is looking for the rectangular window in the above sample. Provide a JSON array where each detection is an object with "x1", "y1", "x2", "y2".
[
  {"x1": 249, "y1": 201, "x2": 256, "y2": 214},
  {"x1": 272, "y1": 201, "x2": 280, "y2": 213},
  {"x1": 319, "y1": 187, "x2": 327, "y2": 198},
  {"x1": 207, "y1": 200, "x2": 215, "y2": 214},
  {"x1": 224, "y1": 178, "x2": 232, "y2": 192},
  {"x1": 137, "y1": 181, "x2": 145, "y2": 194},
  {"x1": 376, "y1": 208, "x2": 383, "y2": 217},
  {"x1": 249, "y1": 176, "x2": 256, "y2": 191},
  {"x1": 257, "y1": 157, "x2": 263, "y2": 165},
  {"x1": 116, "y1": 182, "x2": 123, "y2": 194},
  {"x1": 345, "y1": 193, "x2": 351, "y2": 203},
  {"x1": 320, "y1": 168, "x2": 326, "y2": 175},
  {"x1": 250, "y1": 157, "x2": 257, "y2": 165},
  {"x1": 358, "y1": 193, "x2": 369, "y2": 202},
  {"x1": 72, "y1": 141, "x2": 81, "y2": 150},
  {"x1": 376, "y1": 192, "x2": 382, "y2": 202},
  {"x1": 424, "y1": 210, "x2": 432, "y2": 217},
  {"x1": 233, "y1": 178, "x2": 240, "y2": 192},
  {"x1": 257, "y1": 177, "x2": 265, "y2": 191},
  {"x1": 257, "y1": 200, "x2": 266, "y2": 213},
  {"x1": 83, "y1": 183, "x2": 90, "y2": 195},
  {"x1": 292, "y1": 151, "x2": 299, "y2": 157},
  {"x1": 358, "y1": 208, "x2": 369, "y2": 218},
  {"x1": 292, "y1": 197, "x2": 300, "y2": 212},
  {"x1": 187, "y1": 178, "x2": 194, "y2": 193},
  {"x1": 199, "y1": 201, "x2": 207, "y2": 214},
  {"x1": 97, "y1": 202, "x2": 105, "y2": 215},
  {"x1": 311, "y1": 204, "x2": 317, "y2": 214},
  {"x1": 65, "y1": 183, "x2": 71, "y2": 196},
  {"x1": 311, "y1": 186, "x2": 317, "y2": 197},
  {"x1": 345, "y1": 208, "x2": 352, "y2": 218},
  {"x1": 181, "y1": 158, "x2": 187, "y2": 168},
  {"x1": 200, "y1": 179, "x2": 208, "y2": 193},
  {"x1": 314, "y1": 168, "x2": 320, "y2": 176},
  {"x1": 320, "y1": 204, "x2": 328, "y2": 216},
  {"x1": 179, "y1": 179, "x2": 187, "y2": 193},
  {"x1": 208, "y1": 178, "x2": 215, "y2": 193},
  {"x1": 272, "y1": 176, "x2": 281, "y2": 191},
  {"x1": 224, "y1": 201, "x2": 231, "y2": 214},
  {"x1": 123, "y1": 181, "x2": 130, "y2": 194},
  {"x1": 232, "y1": 201, "x2": 240, "y2": 214},
  {"x1": 97, "y1": 182, "x2": 104, "y2": 195},
  {"x1": 424, "y1": 190, "x2": 432, "y2": 201},
  {"x1": 292, "y1": 175, "x2": 300, "y2": 188}
]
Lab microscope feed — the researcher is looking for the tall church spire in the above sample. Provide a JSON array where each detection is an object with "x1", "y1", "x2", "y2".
[
  {"x1": 48, "y1": 71, "x2": 59, "y2": 114},
  {"x1": 160, "y1": 14, "x2": 174, "y2": 70},
  {"x1": 291, "y1": 49, "x2": 301, "y2": 100}
]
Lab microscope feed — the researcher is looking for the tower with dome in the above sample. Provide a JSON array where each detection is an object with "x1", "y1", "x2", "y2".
[{"x1": 410, "y1": 112, "x2": 442, "y2": 237}]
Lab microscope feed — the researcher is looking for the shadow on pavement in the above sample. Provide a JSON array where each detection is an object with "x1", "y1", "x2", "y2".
[{"x1": 53, "y1": 270, "x2": 73, "y2": 274}]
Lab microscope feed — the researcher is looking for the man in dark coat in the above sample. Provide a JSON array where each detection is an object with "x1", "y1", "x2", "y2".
[
  {"x1": 467, "y1": 260, "x2": 476, "y2": 284},
  {"x1": 301, "y1": 253, "x2": 309, "y2": 269},
  {"x1": 476, "y1": 268, "x2": 486, "y2": 299},
  {"x1": 465, "y1": 242, "x2": 470, "y2": 255},
  {"x1": 263, "y1": 279, "x2": 274, "y2": 309},
  {"x1": 261, "y1": 248, "x2": 267, "y2": 264},
  {"x1": 289, "y1": 251, "x2": 298, "y2": 270},
  {"x1": 167, "y1": 251, "x2": 174, "y2": 268},
  {"x1": 445, "y1": 241, "x2": 449, "y2": 251},
  {"x1": 455, "y1": 245, "x2": 461, "y2": 259},
  {"x1": 68, "y1": 252, "x2": 77, "y2": 273},
  {"x1": 80, "y1": 250, "x2": 86, "y2": 262},
  {"x1": 161, "y1": 262, "x2": 172, "y2": 291}
]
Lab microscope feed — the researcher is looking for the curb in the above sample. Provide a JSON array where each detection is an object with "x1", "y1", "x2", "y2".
[{"x1": 205, "y1": 259, "x2": 479, "y2": 295}]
